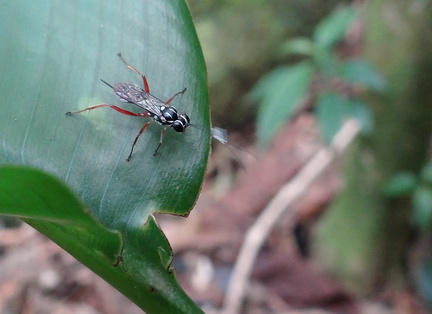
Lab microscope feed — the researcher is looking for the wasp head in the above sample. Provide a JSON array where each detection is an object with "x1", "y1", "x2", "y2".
[{"x1": 172, "y1": 113, "x2": 190, "y2": 132}]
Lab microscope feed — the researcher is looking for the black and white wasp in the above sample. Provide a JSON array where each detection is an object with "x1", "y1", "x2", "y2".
[{"x1": 66, "y1": 52, "x2": 190, "y2": 161}]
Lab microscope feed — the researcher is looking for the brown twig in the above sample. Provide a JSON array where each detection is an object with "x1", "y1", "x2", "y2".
[{"x1": 221, "y1": 119, "x2": 360, "y2": 314}]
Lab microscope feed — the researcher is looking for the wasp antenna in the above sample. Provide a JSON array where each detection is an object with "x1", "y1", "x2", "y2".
[{"x1": 100, "y1": 79, "x2": 114, "y2": 89}]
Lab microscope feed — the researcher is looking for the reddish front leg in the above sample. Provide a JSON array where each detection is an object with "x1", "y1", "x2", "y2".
[
  {"x1": 165, "y1": 88, "x2": 187, "y2": 104},
  {"x1": 117, "y1": 52, "x2": 150, "y2": 93},
  {"x1": 66, "y1": 104, "x2": 148, "y2": 117},
  {"x1": 116, "y1": 52, "x2": 187, "y2": 104}
]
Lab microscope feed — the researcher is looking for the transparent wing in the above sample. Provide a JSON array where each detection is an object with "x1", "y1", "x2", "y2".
[
  {"x1": 113, "y1": 82, "x2": 146, "y2": 103},
  {"x1": 140, "y1": 94, "x2": 166, "y2": 117},
  {"x1": 113, "y1": 82, "x2": 164, "y2": 117},
  {"x1": 211, "y1": 127, "x2": 229, "y2": 144}
]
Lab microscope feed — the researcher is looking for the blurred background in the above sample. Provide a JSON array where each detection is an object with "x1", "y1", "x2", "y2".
[
  {"x1": 2, "y1": 0, "x2": 432, "y2": 313},
  {"x1": 166, "y1": 0, "x2": 432, "y2": 313}
]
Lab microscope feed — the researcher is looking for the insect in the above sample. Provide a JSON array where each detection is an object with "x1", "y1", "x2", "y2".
[{"x1": 66, "y1": 52, "x2": 190, "y2": 161}]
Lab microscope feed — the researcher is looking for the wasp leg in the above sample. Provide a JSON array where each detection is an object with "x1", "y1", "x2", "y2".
[
  {"x1": 117, "y1": 52, "x2": 150, "y2": 93},
  {"x1": 127, "y1": 121, "x2": 152, "y2": 161},
  {"x1": 66, "y1": 104, "x2": 146, "y2": 117},
  {"x1": 165, "y1": 88, "x2": 187, "y2": 104},
  {"x1": 153, "y1": 127, "x2": 167, "y2": 156}
]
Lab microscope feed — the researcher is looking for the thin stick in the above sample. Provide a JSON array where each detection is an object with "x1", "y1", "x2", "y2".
[{"x1": 221, "y1": 119, "x2": 360, "y2": 314}]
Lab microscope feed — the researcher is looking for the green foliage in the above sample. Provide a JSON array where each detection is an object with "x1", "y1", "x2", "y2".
[
  {"x1": 337, "y1": 59, "x2": 387, "y2": 92},
  {"x1": 413, "y1": 186, "x2": 432, "y2": 230},
  {"x1": 313, "y1": 6, "x2": 357, "y2": 48},
  {"x1": 382, "y1": 172, "x2": 418, "y2": 197},
  {"x1": 251, "y1": 62, "x2": 314, "y2": 144},
  {"x1": 314, "y1": 0, "x2": 432, "y2": 299},
  {"x1": 316, "y1": 92, "x2": 348, "y2": 142},
  {"x1": 384, "y1": 162, "x2": 432, "y2": 231},
  {"x1": 187, "y1": 0, "x2": 353, "y2": 128},
  {"x1": 421, "y1": 162, "x2": 432, "y2": 184},
  {"x1": 0, "y1": 0, "x2": 209, "y2": 313},
  {"x1": 0, "y1": 166, "x2": 121, "y2": 264},
  {"x1": 251, "y1": 5, "x2": 385, "y2": 145},
  {"x1": 412, "y1": 162, "x2": 432, "y2": 230},
  {"x1": 279, "y1": 37, "x2": 315, "y2": 57}
]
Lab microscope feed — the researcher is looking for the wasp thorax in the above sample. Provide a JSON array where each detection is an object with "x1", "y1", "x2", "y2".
[{"x1": 161, "y1": 106, "x2": 178, "y2": 122}]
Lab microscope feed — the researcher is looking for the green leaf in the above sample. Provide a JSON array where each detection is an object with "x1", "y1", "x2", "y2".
[
  {"x1": 251, "y1": 61, "x2": 314, "y2": 145},
  {"x1": 421, "y1": 162, "x2": 432, "y2": 184},
  {"x1": 412, "y1": 186, "x2": 432, "y2": 230},
  {"x1": 0, "y1": 166, "x2": 202, "y2": 313},
  {"x1": 338, "y1": 59, "x2": 388, "y2": 92},
  {"x1": 316, "y1": 93, "x2": 373, "y2": 142},
  {"x1": 312, "y1": 45, "x2": 337, "y2": 75},
  {"x1": 345, "y1": 100, "x2": 374, "y2": 135},
  {"x1": 316, "y1": 92, "x2": 349, "y2": 142},
  {"x1": 382, "y1": 172, "x2": 418, "y2": 197},
  {"x1": 279, "y1": 37, "x2": 315, "y2": 57},
  {"x1": 0, "y1": 166, "x2": 121, "y2": 264},
  {"x1": 313, "y1": 6, "x2": 357, "y2": 48},
  {"x1": 0, "y1": 1, "x2": 209, "y2": 313}
]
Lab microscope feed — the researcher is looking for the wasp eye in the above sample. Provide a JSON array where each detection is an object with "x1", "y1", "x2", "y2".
[{"x1": 181, "y1": 114, "x2": 190, "y2": 124}]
